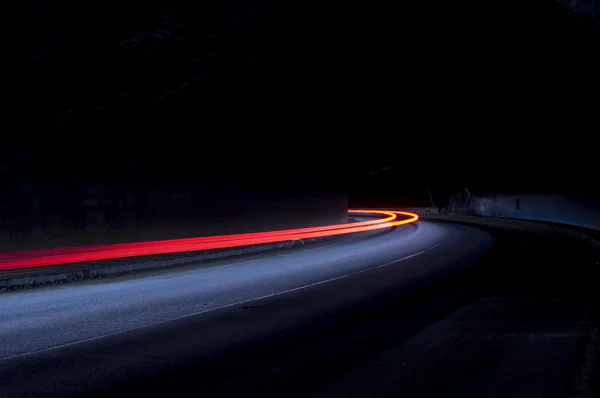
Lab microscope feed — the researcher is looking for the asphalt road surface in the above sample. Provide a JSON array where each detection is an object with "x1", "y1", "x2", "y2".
[{"x1": 3, "y1": 218, "x2": 600, "y2": 397}]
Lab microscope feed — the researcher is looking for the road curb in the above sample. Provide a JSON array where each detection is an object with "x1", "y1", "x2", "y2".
[
  {"x1": 0, "y1": 237, "x2": 318, "y2": 290},
  {"x1": 0, "y1": 212, "x2": 400, "y2": 291},
  {"x1": 423, "y1": 214, "x2": 600, "y2": 253}
]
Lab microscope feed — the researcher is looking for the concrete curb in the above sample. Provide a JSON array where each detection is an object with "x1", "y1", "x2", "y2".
[
  {"x1": 0, "y1": 212, "x2": 393, "y2": 291},
  {"x1": 0, "y1": 237, "x2": 318, "y2": 290},
  {"x1": 367, "y1": 207, "x2": 439, "y2": 216}
]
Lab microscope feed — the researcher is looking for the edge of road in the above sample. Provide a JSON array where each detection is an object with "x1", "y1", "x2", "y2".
[
  {"x1": 423, "y1": 214, "x2": 600, "y2": 253},
  {"x1": 0, "y1": 238, "x2": 317, "y2": 291},
  {"x1": 0, "y1": 215, "x2": 402, "y2": 291},
  {"x1": 10, "y1": 211, "x2": 597, "y2": 292}
]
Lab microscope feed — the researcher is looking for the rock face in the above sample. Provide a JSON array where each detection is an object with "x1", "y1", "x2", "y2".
[
  {"x1": 557, "y1": 0, "x2": 599, "y2": 23},
  {"x1": 0, "y1": 178, "x2": 348, "y2": 252},
  {"x1": 448, "y1": 191, "x2": 600, "y2": 231}
]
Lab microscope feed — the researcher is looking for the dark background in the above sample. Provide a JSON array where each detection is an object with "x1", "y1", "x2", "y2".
[
  {"x1": 2, "y1": 0, "x2": 598, "y2": 182},
  {"x1": 1, "y1": 0, "x2": 599, "y2": 247}
]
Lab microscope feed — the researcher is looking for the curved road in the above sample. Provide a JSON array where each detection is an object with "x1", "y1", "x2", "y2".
[{"x1": 0, "y1": 220, "x2": 494, "y2": 396}]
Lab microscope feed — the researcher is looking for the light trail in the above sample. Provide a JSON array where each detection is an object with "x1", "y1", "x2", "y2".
[{"x1": 0, "y1": 210, "x2": 418, "y2": 270}]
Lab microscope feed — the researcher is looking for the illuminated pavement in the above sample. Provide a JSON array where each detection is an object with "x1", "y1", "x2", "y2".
[{"x1": 0, "y1": 220, "x2": 495, "y2": 396}]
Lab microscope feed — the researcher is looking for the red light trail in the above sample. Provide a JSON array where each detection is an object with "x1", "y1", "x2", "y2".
[{"x1": 0, "y1": 210, "x2": 418, "y2": 271}]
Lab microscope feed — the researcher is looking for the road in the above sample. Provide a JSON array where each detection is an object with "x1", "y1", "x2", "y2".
[
  {"x1": 6, "y1": 217, "x2": 600, "y2": 397},
  {"x1": 0, "y1": 220, "x2": 495, "y2": 396},
  {"x1": 4, "y1": 216, "x2": 600, "y2": 397}
]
